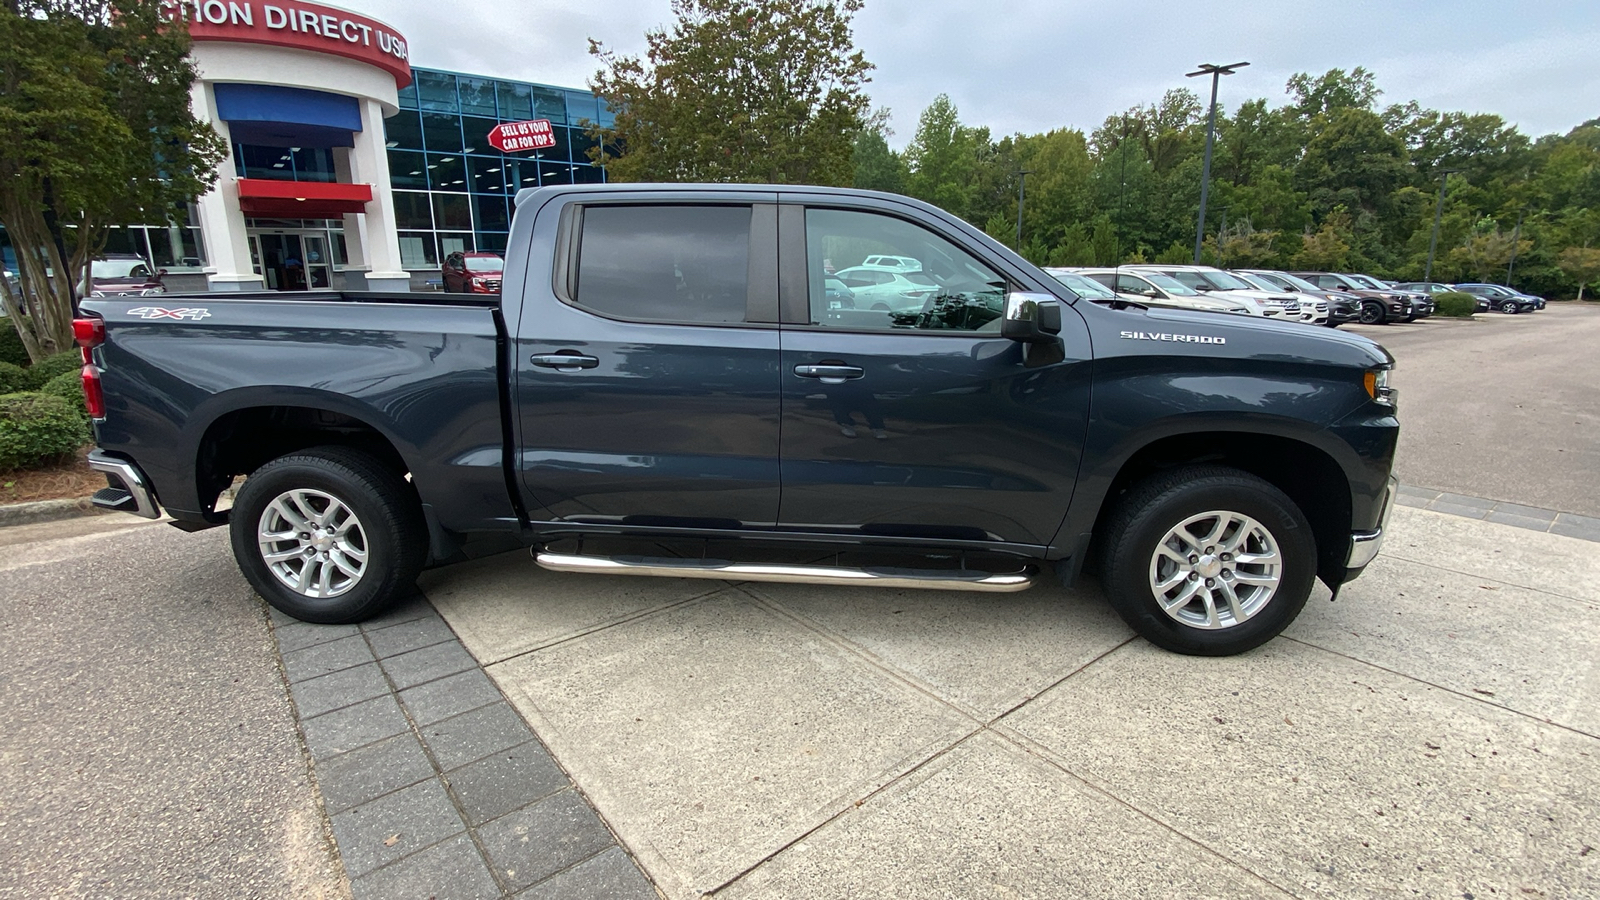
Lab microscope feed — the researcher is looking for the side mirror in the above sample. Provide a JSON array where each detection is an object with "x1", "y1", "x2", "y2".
[
  {"x1": 1001, "y1": 291, "x2": 1061, "y2": 343},
  {"x1": 1143, "y1": 289, "x2": 1162, "y2": 299},
  {"x1": 157, "y1": 268, "x2": 168, "y2": 278}
]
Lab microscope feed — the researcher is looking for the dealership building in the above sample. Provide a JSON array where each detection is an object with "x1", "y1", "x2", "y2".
[{"x1": 95, "y1": 0, "x2": 611, "y2": 292}]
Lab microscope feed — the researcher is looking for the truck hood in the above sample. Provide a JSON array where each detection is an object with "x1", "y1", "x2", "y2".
[{"x1": 1107, "y1": 302, "x2": 1393, "y2": 369}]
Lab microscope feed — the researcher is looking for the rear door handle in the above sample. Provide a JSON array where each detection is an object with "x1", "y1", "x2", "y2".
[
  {"x1": 530, "y1": 353, "x2": 599, "y2": 369},
  {"x1": 794, "y1": 364, "x2": 864, "y2": 384}
]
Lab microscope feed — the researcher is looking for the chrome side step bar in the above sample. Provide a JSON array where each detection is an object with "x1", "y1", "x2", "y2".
[{"x1": 534, "y1": 552, "x2": 1037, "y2": 593}]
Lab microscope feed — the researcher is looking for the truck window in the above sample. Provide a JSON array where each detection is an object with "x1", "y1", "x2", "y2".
[
  {"x1": 804, "y1": 208, "x2": 1006, "y2": 332},
  {"x1": 574, "y1": 205, "x2": 751, "y2": 324}
]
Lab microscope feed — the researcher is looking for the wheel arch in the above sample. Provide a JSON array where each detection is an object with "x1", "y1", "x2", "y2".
[{"x1": 1060, "y1": 425, "x2": 1356, "y2": 589}]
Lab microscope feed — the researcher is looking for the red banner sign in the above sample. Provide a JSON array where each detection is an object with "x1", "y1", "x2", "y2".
[
  {"x1": 487, "y1": 119, "x2": 557, "y2": 153},
  {"x1": 162, "y1": 0, "x2": 412, "y2": 88}
]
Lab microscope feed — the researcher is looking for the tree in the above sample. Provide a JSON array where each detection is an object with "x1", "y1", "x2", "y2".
[
  {"x1": 0, "y1": 0, "x2": 225, "y2": 361},
  {"x1": 851, "y1": 123, "x2": 905, "y2": 194},
  {"x1": 588, "y1": 0, "x2": 873, "y2": 186},
  {"x1": 1286, "y1": 67, "x2": 1380, "y2": 121},
  {"x1": 1295, "y1": 217, "x2": 1352, "y2": 271},
  {"x1": 904, "y1": 95, "x2": 983, "y2": 219},
  {"x1": 1448, "y1": 221, "x2": 1529, "y2": 283},
  {"x1": 1556, "y1": 246, "x2": 1600, "y2": 300},
  {"x1": 1297, "y1": 108, "x2": 1409, "y2": 219}
]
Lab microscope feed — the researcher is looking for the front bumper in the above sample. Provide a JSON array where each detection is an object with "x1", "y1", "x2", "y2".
[
  {"x1": 1344, "y1": 474, "x2": 1398, "y2": 579},
  {"x1": 87, "y1": 450, "x2": 162, "y2": 519}
]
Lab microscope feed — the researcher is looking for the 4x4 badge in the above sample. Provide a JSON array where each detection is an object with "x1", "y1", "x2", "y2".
[{"x1": 127, "y1": 307, "x2": 212, "y2": 321}]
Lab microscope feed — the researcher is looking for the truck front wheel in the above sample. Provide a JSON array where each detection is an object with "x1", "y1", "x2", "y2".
[
  {"x1": 230, "y1": 447, "x2": 427, "y2": 624},
  {"x1": 1098, "y1": 466, "x2": 1317, "y2": 656}
]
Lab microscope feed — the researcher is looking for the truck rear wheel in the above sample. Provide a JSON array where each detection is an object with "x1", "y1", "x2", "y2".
[
  {"x1": 1097, "y1": 466, "x2": 1316, "y2": 656},
  {"x1": 230, "y1": 447, "x2": 426, "y2": 624}
]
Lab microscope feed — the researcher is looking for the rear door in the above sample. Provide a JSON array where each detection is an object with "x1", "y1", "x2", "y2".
[
  {"x1": 774, "y1": 198, "x2": 1092, "y2": 546},
  {"x1": 513, "y1": 194, "x2": 783, "y2": 529}
]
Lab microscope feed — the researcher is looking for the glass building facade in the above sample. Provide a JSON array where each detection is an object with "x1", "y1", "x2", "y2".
[
  {"x1": 0, "y1": 67, "x2": 610, "y2": 281},
  {"x1": 383, "y1": 68, "x2": 612, "y2": 270}
]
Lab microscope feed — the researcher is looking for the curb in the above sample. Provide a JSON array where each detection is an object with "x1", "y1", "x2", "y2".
[{"x1": 0, "y1": 496, "x2": 108, "y2": 528}]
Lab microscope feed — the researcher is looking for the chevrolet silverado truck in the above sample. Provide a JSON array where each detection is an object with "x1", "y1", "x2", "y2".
[{"x1": 76, "y1": 184, "x2": 1398, "y2": 656}]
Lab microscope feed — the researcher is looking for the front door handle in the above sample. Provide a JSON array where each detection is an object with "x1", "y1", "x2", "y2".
[
  {"x1": 530, "y1": 353, "x2": 599, "y2": 370},
  {"x1": 794, "y1": 364, "x2": 864, "y2": 384}
]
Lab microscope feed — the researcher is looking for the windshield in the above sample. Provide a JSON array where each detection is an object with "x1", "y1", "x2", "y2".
[
  {"x1": 1197, "y1": 269, "x2": 1254, "y2": 291},
  {"x1": 1234, "y1": 273, "x2": 1278, "y2": 291},
  {"x1": 1047, "y1": 270, "x2": 1117, "y2": 300},
  {"x1": 466, "y1": 255, "x2": 505, "y2": 272},
  {"x1": 1345, "y1": 274, "x2": 1383, "y2": 289},
  {"x1": 92, "y1": 259, "x2": 146, "y2": 279},
  {"x1": 1145, "y1": 273, "x2": 1201, "y2": 296},
  {"x1": 1269, "y1": 271, "x2": 1324, "y2": 293}
]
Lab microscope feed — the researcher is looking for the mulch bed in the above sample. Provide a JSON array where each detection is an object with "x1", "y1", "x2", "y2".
[{"x1": 1, "y1": 445, "x2": 104, "y2": 504}]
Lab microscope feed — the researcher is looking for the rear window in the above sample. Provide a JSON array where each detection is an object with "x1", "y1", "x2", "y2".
[{"x1": 574, "y1": 205, "x2": 750, "y2": 324}]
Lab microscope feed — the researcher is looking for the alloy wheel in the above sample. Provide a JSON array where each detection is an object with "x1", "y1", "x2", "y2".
[
  {"x1": 1147, "y1": 510, "x2": 1282, "y2": 630},
  {"x1": 257, "y1": 488, "x2": 369, "y2": 599}
]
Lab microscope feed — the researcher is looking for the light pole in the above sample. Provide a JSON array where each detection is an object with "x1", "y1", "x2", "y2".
[
  {"x1": 1187, "y1": 61, "x2": 1248, "y2": 264},
  {"x1": 1505, "y1": 208, "x2": 1526, "y2": 286},
  {"x1": 1424, "y1": 167, "x2": 1463, "y2": 283},
  {"x1": 1015, "y1": 170, "x2": 1035, "y2": 251}
]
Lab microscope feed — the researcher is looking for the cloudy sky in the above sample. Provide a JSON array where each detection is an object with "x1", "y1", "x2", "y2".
[{"x1": 365, "y1": 0, "x2": 1599, "y2": 144}]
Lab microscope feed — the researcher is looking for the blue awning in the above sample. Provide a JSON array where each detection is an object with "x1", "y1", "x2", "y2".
[{"x1": 214, "y1": 84, "x2": 362, "y2": 148}]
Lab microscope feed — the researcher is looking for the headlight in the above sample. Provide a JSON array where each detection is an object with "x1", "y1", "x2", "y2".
[{"x1": 1364, "y1": 367, "x2": 1394, "y2": 406}]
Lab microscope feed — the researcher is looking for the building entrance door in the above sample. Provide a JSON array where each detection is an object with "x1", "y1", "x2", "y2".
[{"x1": 250, "y1": 231, "x2": 333, "y2": 290}]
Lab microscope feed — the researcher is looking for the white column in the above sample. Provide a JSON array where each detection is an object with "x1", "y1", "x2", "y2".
[
  {"x1": 332, "y1": 148, "x2": 370, "y2": 290},
  {"x1": 190, "y1": 81, "x2": 263, "y2": 291},
  {"x1": 344, "y1": 98, "x2": 411, "y2": 292}
]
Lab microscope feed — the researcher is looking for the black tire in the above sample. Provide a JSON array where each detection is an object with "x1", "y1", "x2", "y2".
[
  {"x1": 1358, "y1": 302, "x2": 1386, "y2": 325},
  {"x1": 1096, "y1": 466, "x2": 1318, "y2": 656},
  {"x1": 230, "y1": 446, "x2": 427, "y2": 624}
]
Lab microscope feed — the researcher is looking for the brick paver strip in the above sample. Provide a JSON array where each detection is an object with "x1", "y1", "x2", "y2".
[
  {"x1": 272, "y1": 594, "x2": 658, "y2": 900},
  {"x1": 1401, "y1": 483, "x2": 1597, "y2": 542}
]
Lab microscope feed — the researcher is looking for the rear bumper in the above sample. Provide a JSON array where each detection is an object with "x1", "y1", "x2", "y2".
[
  {"x1": 1343, "y1": 474, "x2": 1398, "y2": 581},
  {"x1": 87, "y1": 450, "x2": 162, "y2": 519}
]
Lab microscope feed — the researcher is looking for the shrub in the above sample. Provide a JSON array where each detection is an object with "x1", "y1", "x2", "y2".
[
  {"x1": 0, "y1": 319, "x2": 28, "y2": 367},
  {"x1": 0, "y1": 361, "x2": 30, "y2": 395},
  {"x1": 41, "y1": 370, "x2": 88, "y2": 417},
  {"x1": 24, "y1": 350, "x2": 83, "y2": 388},
  {"x1": 1433, "y1": 292, "x2": 1478, "y2": 318},
  {"x1": 0, "y1": 392, "x2": 88, "y2": 470}
]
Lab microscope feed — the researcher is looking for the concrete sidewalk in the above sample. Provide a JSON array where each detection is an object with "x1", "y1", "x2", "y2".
[{"x1": 424, "y1": 506, "x2": 1600, "y2": 899}]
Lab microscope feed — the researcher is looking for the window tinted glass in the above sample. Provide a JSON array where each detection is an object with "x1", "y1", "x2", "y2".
[
  {"x1": 805, "y1": 208, "x2": 1005, "y2": 332},
  {"x1": 575, "y1": 205, "x2": 750, "y2": 324},
  {"x1": 1167, "y1": 271, "x2": 1208, "y2": 291}
]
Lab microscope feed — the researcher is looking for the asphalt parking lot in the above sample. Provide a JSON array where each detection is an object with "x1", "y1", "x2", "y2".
[
  {"x1": 4, "y1": 303, "x2": 1599, "y2": 899},
  {"x1": 1341, "y1": 301, "x2": 1600, "y2": 518}
]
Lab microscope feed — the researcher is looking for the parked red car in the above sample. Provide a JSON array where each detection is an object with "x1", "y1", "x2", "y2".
[
  {"x1": 88, "y1": 254, "x2": 166, "y2": 297},
  {"x1": 441, "y1": 252, "x2": 505, "y2": 294}
]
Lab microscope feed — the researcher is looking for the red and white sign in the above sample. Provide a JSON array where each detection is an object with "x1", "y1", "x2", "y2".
[
  {"x1": 487, "y1": 119, "x2": 557, "y2": 153},
  {"x1": 161, "y1": 0, "x2": 412, "y2": 88}
]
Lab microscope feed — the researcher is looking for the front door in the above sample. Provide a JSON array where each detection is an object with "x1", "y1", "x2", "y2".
[
  {"x1": 776, "y1": 203, "x2": 1092, "y2": 546},
  {"x1": 515, "y1": 197, "x2": 783, "y2": 529},
  {"x1": 252, "y1": 232, "x2": 332, "y2": 290}
]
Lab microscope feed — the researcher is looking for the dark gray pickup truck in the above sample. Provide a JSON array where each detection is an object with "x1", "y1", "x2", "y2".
[{"x1": 77, "y1": 184, "x2": 1398, "y2": 655}]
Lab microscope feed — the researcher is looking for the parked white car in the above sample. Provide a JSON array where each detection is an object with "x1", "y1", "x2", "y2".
[
  {"x1": 1060, "y1": 268, "x2": 1252, "y2": 316},
  {"x1": 1233, "y1": 272, "x2": 1328, "y2": 324},
  {"x1": 831, "y1": 265, "x2": 937, "y2": 311},
  {"x1": 1126, "y1": 265, "x2": 1301, "y2": 320},
  {"x1": 858, "y1": 255, "x2": 922, "y2": 272}
]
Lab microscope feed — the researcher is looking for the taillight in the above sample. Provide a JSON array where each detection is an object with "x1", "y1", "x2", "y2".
[
  {"x1": 81, "y1": 364, "x2": 105, "y2": 419},
  {"x1": 73, "y1": 317, "x2": 106, "y2": 419}
]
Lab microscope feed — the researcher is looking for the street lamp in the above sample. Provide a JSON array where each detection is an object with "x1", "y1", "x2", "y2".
[
  {"x1": 1187, "y1": 61, "x2": 1248, "y2": 265},
  {"x1": 1015, "y1": 170, "x2": 1035, "y2": 251},
  {"x1": 1424, "y1": 167, "x2": 1464, "y2": 283}
]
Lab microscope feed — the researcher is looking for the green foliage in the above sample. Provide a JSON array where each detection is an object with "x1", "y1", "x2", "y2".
[
  {"x1": 0, "y1": 319, "x2": 29, "y2": 367},
  {"x1": 41, "y1": 369, "x2": 88, "y2": 416},
  {"x1": 589, "y1": 0, "x2": 872, "y2": 185},
  {"x1": 25, "y1": 350, "x2": 82, "y2": 388},
  {"x1": 1557, "y1": 246, "x2": 1600, "y2": 301},
  {"x1": 865, "y1": 65, "x2": 1599, "y2": 299},
  {"x1": 0, "y1": 0, "x2": 226, "y2": 361},
  {"x1": 1433, "y1": 292, "x2": 1478, "y2": 317},
  {"x1": 852, "y1": 125, "x2": 906, "y2": 194},
  {"x1": 0, "y1": 391, "x2": 87, "y2": 471},
  {"x1": 0, "y1": 361, "x2": 31, "y2": 395}
]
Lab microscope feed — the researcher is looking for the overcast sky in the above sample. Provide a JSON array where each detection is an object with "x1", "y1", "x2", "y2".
[{"x1": 366, "y1": 0, "x2": 1599, "y2": 144}]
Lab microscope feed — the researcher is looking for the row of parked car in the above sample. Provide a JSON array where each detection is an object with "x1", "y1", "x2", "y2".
[{"x1": 1040, "y1": 265, "x2": 1549, "y2": 326}]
